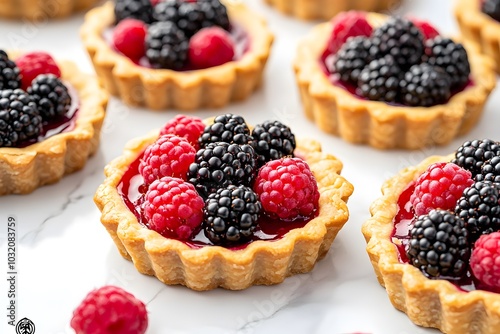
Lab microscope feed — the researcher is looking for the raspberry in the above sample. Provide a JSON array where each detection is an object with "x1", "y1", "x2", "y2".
[
  {"x1": 326, "y1": 11, "x2": 373, "y2": 55},
  {"x1": 143, "y1": 177, "x2": 204, "y2": 239},
  {"x1": 410, "y1": 18, "x2": 440, "y2": 40},
  {"x1": 159, "y1": 114, "x2": 205, "y2": 149},
  {"x1": 139, "y1": 134, "x2": 196, "y2": 185},
  {"x1": 470, "y1": 232, "x2": 500, "y2": 290},
  {"x1": 410, "y1": 162, "x2": 473, "y2": 217},
  {"x1": 112, "y1": 18, "x2": 147, "y2": 60},
  {"x1": 188, "y1": 27, "x2": 235, "y2": 69},
  {"x1": 254, "y1": 158, "x2": 320, "y2": 220},
  {"x1": 15, "y1": 52, "x2": 61, "y2": 91},
  {"x1": 70, "y1": 285, "x2": 148, "y2": 334}
]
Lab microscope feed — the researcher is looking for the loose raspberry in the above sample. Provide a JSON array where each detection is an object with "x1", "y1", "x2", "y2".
[
  {"x1": 410, "y1": 162, "x2": 473, "y2": 217},
  {"x1": 410, "y1": 17, "x2": 440, "y2": 40},
  {"x1": 143, "y1": 177, "x2": 204, "y2": 239},
  {"x1": 470, "y1": 232, "x2": 500, "y2": 290},
  {"x1": 139, "y1": 134, "x2": 196, "y2": 185},
  {"x1": 70, "y1": 285, "x2": 148, "y2": 334},
  {"x1": 254, "y1": 157, "x2": 320, "y2": 220},
  {"x1": 113, "y1": 18, "x2": 147, "y2": 60},
  {"x1": 160, "y1": 115, "x2": 206, "y2": 150},
  {"x1": 188, "y1": 27, "x2": 235, "y2": 69},
  {"x1": 327, "y1": 11, "x2": 373, "y2": 55},
  {"x1": 15, "y1": 52, "x2": 61, "y2": 91}
]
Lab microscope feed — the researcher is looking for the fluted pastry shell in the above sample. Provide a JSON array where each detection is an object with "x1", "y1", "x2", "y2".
[
  {"x1": 0, "y1": 52, "x2": 108, "y2": 195},
  {"x1": 0, "y1": 0, "x2": 99, "y2": 20},
  {"x1": 80, "y1": 1, "x2": 274, "y2": 111},
  {"x1": 362, "y1": 154, "x2": 500, "y2": 334},
  {"x1": 94, "y1": 129, "x2": 353, "y2": 291},
  {"x1": 293, "y1": 15, "x2": 496, "y2": 150}
]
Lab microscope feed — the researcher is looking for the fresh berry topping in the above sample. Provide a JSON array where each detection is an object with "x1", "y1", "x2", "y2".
[
  {"x1": 139, "y1": 134, "x2": 196, "y2": 185},
  {"x1": 0, "y1": 89, "x2": 42, "y2": 147},
  {"x1": 477, "y1": 156, "x2": 500, "y2": 183},
  {"x1": 357, "y1": 55, "x2": 401, "y2": 103},
  {"x1": 482, "y1": 0, "x2": 500, "y2": 22},
  {"x1": 143, "y1": 176, "x2": 204, "y2": 239},
  {"x1": 27, "y1": 74, "x2": 71, "y2": 120},
  {"x1": 406, "y1": 209, "x2": 470, "y2": 278},
  {"x1": 410, "y1": 18, "x2": 440, "y2": 40},
  {"x1": 327, "y1": 11, "x2": 373, "y2": 55},
  {"x1": 0, "y1": 50, "x2": 21, "y2": 90},
  {"x1": 455, "y1": 181, "x2": 500, "y2": 242},
  {"x1": 451, "y1": 139, "x2": 500, "y2": 177},
  {"x1": 112, "y1": 18, "x2": 147, "y2": 60},
  {"x1": 425, "y1": 37, "x2": 471, "y2": 90},
  {"x1": 159, "y1": 114, "x2": 205, "y2": 149},
  {"x1": 114, "y1": 0, "x2": 154, "y2": 24},
  {"x1": 146, "y1": 21, "x2": 189, "y2": 69},
  {"x1": 188, "y1": 27, "x2": 235, "y2": 69},
  {"x1": 70, "y1": 285, "x2": 148, "y2": 334},
  {"x1": 254, "y1": 158, "x2": 319, "y2": 220},
  {"x1": 370, "y1": 17, "x2": 425, "y2": 70},
  {"x1": 198, "y1": 114, "x2": 251, "y2": 148},
  {"x1": 399, "y1": 63, "x2": 451, "y2": 107},
  {"x1": 187, "y1": 142, "x2": 258, "y2": 198},
  {"x1": 203, "y1": 185, "x2": 262, "y2": 245},
  {"x1": 331, "y1": 36, "x2": 372, "y2": 84},
  {"x1": 410, "y1": 162, "x2": 474, "y2": 217},
  {"x1": 14, "y1": 52, "x2": 62, "y2": 91},
  {"x1": 251, "y1": 120, "x2": 296, "y2": 166},
  {"x1": 470, "y1": 232, "x2": 500, "y2": 290}
]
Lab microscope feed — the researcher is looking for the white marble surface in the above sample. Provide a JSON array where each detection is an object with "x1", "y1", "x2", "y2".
[{"x1": 0, "y1": 0, "x2": 497, "y2": 333}]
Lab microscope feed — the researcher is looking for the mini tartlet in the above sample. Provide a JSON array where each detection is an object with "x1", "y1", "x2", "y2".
[
  {"x1": 0, "y1": 0, "x2": 99, "y2": 20},
  {"x1": 294, "y1": 12, "x2": 496, "y2": 150},
  {"x1": 0, "y1": 51, "x2": 107, "y2": 195},
  {"x1": 80, "y1": 1, "x2": 274, "y2": 110},
  {"x1": 94, "y1": 116, "x2": 353, "y2": 291}
]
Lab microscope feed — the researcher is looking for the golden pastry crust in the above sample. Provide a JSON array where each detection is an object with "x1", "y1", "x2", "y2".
[
  {"x1": 94, "y1": 130, "x2": 353, "y2": 291},
  {"x1": 455, "y1": 0, "x2": 500, "y2": 73},
  {"x1": 0, "y1": 0, "x2": 99, "y2": 20},
  {"x1": 264, "y1": 0, "x2": 399, "y2": 20},
  {"x1": 80, "y1": 1, "x2": 274, "y2": 111},
  {"x1": 0, "y1": 52, "x2": 108, "y2": 195},
  {"x1": 362, "y1": 154, "x2": 500, "y2": 334},
  {"x1": 293, "y1": 15, "x2": 496, "y2": 150}
]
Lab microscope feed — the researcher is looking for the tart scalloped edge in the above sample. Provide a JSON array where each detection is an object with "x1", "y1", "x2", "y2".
[
  {"x1": 80, "y1": 1, "x2": 274, "y2": 111},
  {"x1": 455, "y1": 0, "x2": 500, "y2": 73},
  {"x1": 94, "y1": 130, "x2": 354, "y2": 291},
  {"x1": 293, "y1": 14, "x2": 497, "y2": 150},
  {"x1": 0, "y1": 51, "x2": 108, "y2": 196},
  {"x1": 0, "y1": 0, "x2": 98, "y2": 20},
  {"x1": 361, "y1": 154, "x2": 500, "y2": 334},
  {"x1": 263, "y1": 0, "x2": 399, "y2": 21}
]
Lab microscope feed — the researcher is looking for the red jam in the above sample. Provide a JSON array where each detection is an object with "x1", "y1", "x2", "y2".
[{"x1": 117, "y1": 152, "x2": 317, "y2": 250}]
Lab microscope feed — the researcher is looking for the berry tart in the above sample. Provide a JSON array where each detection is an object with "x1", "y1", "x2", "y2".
[
  {"x1": 94, "y1": 114, "x2": 353, "y2": 290},
  {"x1": 455, "y1": 0, "x2": 500, "y2": 73},
  {"x1": 0, "y1": 50, "x2": 107, "y2": 195},
  {"x1": 80, "y1": 0, "x2": 274, "y2": 110},
  {"x1": 294, "y1": 11, "x2": 496, "y2": 150},
  {"x1": 362, "y1": 139, "x2": 500, "y2": 333},
  {"x1": 0, "y1": 0, "x2": 99, "y2": 20}
]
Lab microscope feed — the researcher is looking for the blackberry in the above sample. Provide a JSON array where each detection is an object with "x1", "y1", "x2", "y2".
[
  {"x1": 425, "y1": 37, "x2": 471, "y2": 90},
  {"x1": 145, "y1": 21, "x2": 189, "y2": 69},
  {"x1": 455, "y1": 181, "x2": 500, "y2": 242},
  {"x1": 153, "y1": 0, "x2": 230, "y2": 38},
  {"x1": 406, "y1": 209, "x2": 470, "y2": 278},
  {"x1": 482, "y1": 0, "x2": 500, "y2": 22},
  {"x1": 476, "y1": 156, "x2": 500, "y2": 183},
  {"x1": 357, "y1": 55, "x2": 401, "y2": 103},
  {"x1": 370, "y1": 17, "x2": 425, "y2": 70},
  {"x1": 114, "y1": 0, "x2": 154, "y2": 24},
  {"x1": 198, "y1": 114, "x2": 252, "y2": 148},
  {"x1": 451, "y1": 139, "x2": 500, "y2": 177},
  {"x1": 0, "y1": 50, "x2": 21, "y2": 90},
  {"x1": 27, "y1": 74, "x2": 71, "y2": 120},
  {"x1": 187, "y1": 142, "x2": 258, "y2": 198},
  {"x1": 251, "y1": 120, "x2": 296, "y2": 166},
  {"x1": 332, "y1": 36, "x2": 372, "y2": 84},
  {"x1": 0, "y1": 89, "x2": 42, "y2": 147},
  {"x1": 203, "y1": 185, "x2": 262, "y2": 245},
  {"x1": 399, "y1": 63, "x2": 451, "y2": 107}
]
